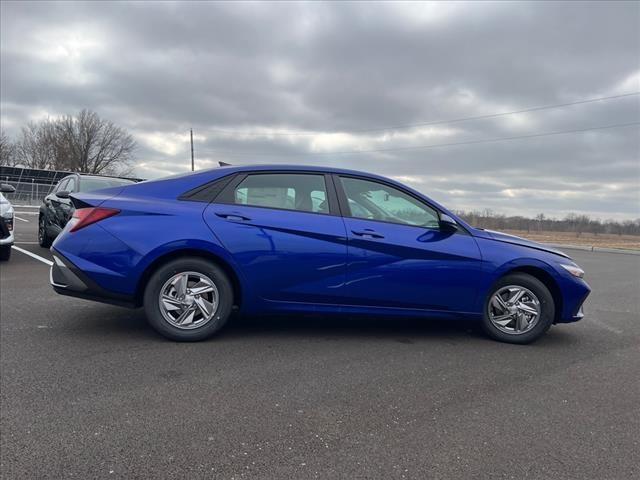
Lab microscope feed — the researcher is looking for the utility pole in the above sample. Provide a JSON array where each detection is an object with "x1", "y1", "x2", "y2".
[{"x1": 190, "y1": 128, "x2": 195, "y2": 171}]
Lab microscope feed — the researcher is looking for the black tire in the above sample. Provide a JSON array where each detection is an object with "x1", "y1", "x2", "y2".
[
  {"x1": 481, "y1": 273, "x2": 555, "y2": 344},
  {"x1": 143, "y1": 257, "x2": 234, "y2": 341},
  {"x1": 38, "y1": 215, "x2": 52, "y2": 248},
  {"x1": 0, "y1": 245, "x2": 11, "y2": 261}
]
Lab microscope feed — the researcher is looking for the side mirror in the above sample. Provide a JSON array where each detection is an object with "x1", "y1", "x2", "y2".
[
  {"x1": 0, "y1": 183, "x2": 15, "y2": 193},
  {"x1": 439, "y1": 213, "x2": 458, "y2": 232},
  {"x1": 56, "y1": 190, "x2": 71, "y2": 199}
]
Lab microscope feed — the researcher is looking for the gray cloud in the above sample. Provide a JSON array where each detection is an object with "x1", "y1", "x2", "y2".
[{"x1": 1, "y1": 0, "x2": 639, "y2": 219}]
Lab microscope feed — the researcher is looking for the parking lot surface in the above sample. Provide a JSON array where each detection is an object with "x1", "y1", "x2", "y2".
[{"x1": 1, "y1": 214, "x2": 639, "y2": 479}]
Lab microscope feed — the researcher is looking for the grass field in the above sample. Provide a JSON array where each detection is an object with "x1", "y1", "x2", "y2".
[{"x1": 501, "y1": 230, "x2": 640, "y2": 250}]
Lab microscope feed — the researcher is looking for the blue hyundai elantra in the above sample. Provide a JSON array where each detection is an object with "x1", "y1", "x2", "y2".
[{"x1": 50, "y1": 165, "x2": 590, "y2": 344}]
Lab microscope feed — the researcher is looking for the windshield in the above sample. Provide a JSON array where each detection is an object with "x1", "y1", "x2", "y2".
[{"x1": 79, "y1": 177, "x2": 135, "y2": 193}]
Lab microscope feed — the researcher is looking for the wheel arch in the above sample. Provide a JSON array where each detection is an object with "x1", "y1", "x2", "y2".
[
  {"x1": 503, "y1": 265, "x2": 563, "y2": 323},
  {"x1": 134, "y1": 248, "x2": 243, "y2": 309}
]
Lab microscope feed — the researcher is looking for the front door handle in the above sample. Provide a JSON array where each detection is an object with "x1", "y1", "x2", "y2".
[
  {"x1": 216, "y1": 212, "x2": 251, "y2": 221},
  {"x1": 351, "y1": 229, "x2": 384, "y2": 239}
]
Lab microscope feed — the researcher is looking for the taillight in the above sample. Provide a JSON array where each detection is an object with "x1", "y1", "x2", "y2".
[{"x1": 69, "y1": 207, "x2": 120, "y2": 232}]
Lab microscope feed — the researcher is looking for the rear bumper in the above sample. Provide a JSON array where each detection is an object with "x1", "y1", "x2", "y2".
[{"x1": 50, "y1": 248, "x2": 136, "y2": 308}]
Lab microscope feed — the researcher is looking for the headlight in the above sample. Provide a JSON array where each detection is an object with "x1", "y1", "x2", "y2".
[
  {"x1": 560, "y1": 264, "x2": 584, "y2": 278},
  {"x1": 2, "y1": 212, "x2": 13, "y2": 232}
]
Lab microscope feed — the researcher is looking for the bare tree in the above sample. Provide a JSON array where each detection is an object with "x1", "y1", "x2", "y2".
[
  {"x1": 11, "y1": 110, "x2": 136, "y2": 175},
  {"x1": 15, "y1": 121, "x2": 58, "y2": 169},
  {"x1": 56, "y1": 109, "x2": 136, "y2": 175},
  {"x1": 0, "y1": 130, "x2": 17, "y2": 166}
]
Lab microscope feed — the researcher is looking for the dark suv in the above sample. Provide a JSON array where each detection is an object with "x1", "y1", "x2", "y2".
[{"x1": 39, "y1": 173, "x2": 136, "y2": 247}]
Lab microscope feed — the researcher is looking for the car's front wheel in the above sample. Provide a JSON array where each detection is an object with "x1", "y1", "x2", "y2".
[
  {"x1": 482, "y1": 272, "x2": 555, "y2": 344},
  {"x1": 0, "y1": 245, "x2": 11, "y2": 261},
  {"x1": 143, "y1": 257, "x2": 233, "y2": 341},
  {"x1": 38, "y1": 215, "x2": 52, "y2": 248}
]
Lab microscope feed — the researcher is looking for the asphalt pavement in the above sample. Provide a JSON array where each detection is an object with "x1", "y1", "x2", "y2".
[{"x1": 1, "y1": 212, "x2": 639, "y2": 479}]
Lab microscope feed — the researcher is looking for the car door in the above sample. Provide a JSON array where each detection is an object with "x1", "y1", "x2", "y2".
[
  {"x1": 45, "y1": 177, "x2": 72, "y2": 234},
  {"x1": 203, "y1": 171, "x2": 349, "y2": 305},
  {"x1": 335, "y1": 175, "x2": 483, "y2": 313},
  {"x1": 58, "y1": 176, "x2": 76, "y2": 227}
]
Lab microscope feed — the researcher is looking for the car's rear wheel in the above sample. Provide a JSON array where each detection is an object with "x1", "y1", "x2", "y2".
[
  {"x1": 38, "y1": 215, "x2": 52, "y2": 248},
  {"x1": 482, "y1": 273, "x2": 555, "y2": 344},
  {"x1": 143, "y1": 257, "x2": 233, "y2": 341}
]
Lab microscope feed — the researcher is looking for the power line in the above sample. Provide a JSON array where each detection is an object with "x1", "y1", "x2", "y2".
[
  {"x1": 198, "y1": 121, "x2": 640, "y2": 158},
  {"x1": 203, "y1": 91, "x2": 640, "y2": 137}
]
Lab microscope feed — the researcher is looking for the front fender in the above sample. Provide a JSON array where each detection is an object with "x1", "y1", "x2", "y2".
[
  {"x1": 474, "y1": 237, "x2": 566, "y2": 313},
  {"x1": 492, "y1": 257, "x2": 560, "y2": 282}
]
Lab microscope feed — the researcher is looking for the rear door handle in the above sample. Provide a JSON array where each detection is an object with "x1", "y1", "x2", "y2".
[
  {"x1": 215, "y1": 212, "x2": 251, "y2": 221},
  {"x1": 351, "y1": 229, "x2": 385, "y2": 239}
]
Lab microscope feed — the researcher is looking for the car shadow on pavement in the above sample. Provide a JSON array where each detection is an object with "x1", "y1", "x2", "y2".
[
  {"x1": 68, "y1": 305, "x2": 579, "y2": 347},
  {"x1": 225, "y1": 314, "x2": 483, "y2": 343}
]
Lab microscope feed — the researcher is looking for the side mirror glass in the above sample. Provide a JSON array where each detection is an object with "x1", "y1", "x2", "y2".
[
  {"x1": 0, "y1": 183, "x2": 16, "y2": 193},
  {"x1": 56, "y1": 190, "x2": 71, "y2": 199},
  {"x1": 439, "y1": 213, "x2": 458, "y2": 231}
]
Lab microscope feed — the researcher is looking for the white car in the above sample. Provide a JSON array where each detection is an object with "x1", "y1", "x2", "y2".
[{"x1": 0, "y1": 183, "x2": 16, "y2": 261}]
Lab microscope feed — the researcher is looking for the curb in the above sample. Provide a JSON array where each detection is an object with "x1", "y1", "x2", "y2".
[{"x1": 544, "y1": 242, "x2": 640, "y2": 256}]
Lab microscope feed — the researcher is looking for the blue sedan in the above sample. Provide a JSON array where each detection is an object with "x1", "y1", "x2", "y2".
[{"x1": 49, "y1": 165, "x2": 590, "y2": 344}]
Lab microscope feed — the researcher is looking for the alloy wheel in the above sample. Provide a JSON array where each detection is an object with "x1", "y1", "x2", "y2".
[
  {"x1": 158, "y1": 271, "x2": 219, "y2": 330},
  {"x1": 488, "y1": 285, "x2": 541, "y2": 335}
]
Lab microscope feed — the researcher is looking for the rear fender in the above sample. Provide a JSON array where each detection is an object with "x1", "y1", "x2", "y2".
[{"x1": 132, "y1": 241, "x2": 250, "y2": 308}]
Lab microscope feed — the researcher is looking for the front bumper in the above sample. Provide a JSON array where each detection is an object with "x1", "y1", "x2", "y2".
[
  {"x1": 556, "y1": 278, "x2": 590, "y2": 324},
  {"x1": 50, "y1": 249, "x2": 136, "y2": 307},
  {"x1": 0, "y1": 218, "x2": 14, "y2": 245},
  {"x1": 0, "y1": 234, "x2": 13, "y2": 246}
]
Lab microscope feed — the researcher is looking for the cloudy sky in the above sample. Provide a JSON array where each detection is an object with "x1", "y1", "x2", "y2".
[{"x1": 1, "y1": 1, "x2": 639, "y2": 220}]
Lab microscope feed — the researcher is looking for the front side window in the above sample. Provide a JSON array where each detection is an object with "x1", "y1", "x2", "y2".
[
  {"x1": 66, "y1": 177, "x2": 76, "y2": 193},
  {"x1": 232, "y1": 173, "x2": 329, "y2": 214},
  {"x1": 340, "y1": 176, "x2": 440, "y2": 228},
  {"x1": 56, "y1": 178, "x2": 69, "y2": 193}
]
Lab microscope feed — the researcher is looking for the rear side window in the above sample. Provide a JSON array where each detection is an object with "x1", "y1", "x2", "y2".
[
  {"x1": 232, "y1": 173, "x2": 329, "y2": 214},
  {"x1": 179, "y1": 174, "x2": 236, "y2": 203},
  {"x1": 79, "y1": 177, "x2": 134, "y2": 192}
]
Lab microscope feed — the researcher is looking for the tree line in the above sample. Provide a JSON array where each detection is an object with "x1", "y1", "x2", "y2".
[
  {"x1": 0, "y1": 109, "x2": 136, "y2": 176},
  {"x1": 456, "y1": 209, "x2": 640, "y2": 236}
]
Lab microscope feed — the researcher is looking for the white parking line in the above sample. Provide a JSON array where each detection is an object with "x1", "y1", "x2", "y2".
[
  {"x1": 14, "y1": 216, "x2": 29, "y2": 222},
  {"x1": 11, "y1": 246, "x2": 53, "y2": 266}
]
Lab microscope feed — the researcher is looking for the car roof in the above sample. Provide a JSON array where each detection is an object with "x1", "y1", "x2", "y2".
[
  {"x1": 108, "y1": 163, "x2": 473, "y2": 231},
  {"x1": 62, "y1": 173, "x2": 136, "y2": 181},
  {"x1": 205, "y1": 164, "x2": 395, "y2": 181}
]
